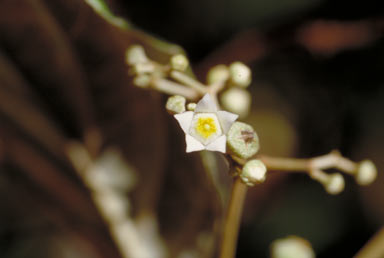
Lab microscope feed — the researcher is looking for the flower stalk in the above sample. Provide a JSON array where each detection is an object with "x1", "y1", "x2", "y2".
[{"x1": 219, "y1": 177, "x2": 248, "y2": 258}]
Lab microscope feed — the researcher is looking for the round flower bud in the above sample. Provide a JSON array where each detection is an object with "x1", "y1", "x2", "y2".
[
  {"x1": 240, "y1": 159, "x2": 267, "y2": 186},
  {"x1": 220, "y1": 88, "x2": 251, "y2": 118},
  {"x1": 166, "y1": 95, "x2": 186, "y2": 114},
  {"x1": 207, "y1": 64, "x2": 230, "y2": 85},
  {"x1": 271, "y1": 236, "x2": 315, "y2": 258},
  {"x1": 229, "y1": 62, "x2": 251, "y2": 88},
  {"x1": 227, "y1": 122, "x2": 259, "y2": 159},
  {"x1": 126, "y1": 45, "x2": 148, "y2": 65},
  {"x1": 187, "y1": 103, "x2": 197, "y2": 111},
  {"x1": 325, "y1": 173, "x2": 344, "y2": 195},
  {"x1": 133, "y1": 74, "x2": 151, "y2": 88},
  {"x1": 170, "y1": 54, "x2": 189, "y2": 72},
  {"x1": 355, "y1": 160, "x2": 377, "y2": 186}
]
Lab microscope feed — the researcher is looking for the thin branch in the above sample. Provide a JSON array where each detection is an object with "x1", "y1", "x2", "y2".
[
  {"x1": 354, "y1": 227, "x2": 384, "y2": 258},
  {"x1": 219, "y1": 177, "x2": 248, "y2": 258},
  {"x1": 151, "y1": 77, "x2": 199, "y2": 100},
  {"x1": 257, "y1": 155, "x2": 309, "y2": 172},
  {"x1": 208, "y1": 81, "x2": 226, "y2": 96},
  {"x1": 258, "y1": 150, "x2": 358, "y2": 174},
  {"x1": 170, "y1": 70, "x2": 208, "y2": 94}
]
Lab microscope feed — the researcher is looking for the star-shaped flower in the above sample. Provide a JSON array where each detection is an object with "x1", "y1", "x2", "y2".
[{"x1": 174, "y1": 94, "x2": 238, "y2": 153}]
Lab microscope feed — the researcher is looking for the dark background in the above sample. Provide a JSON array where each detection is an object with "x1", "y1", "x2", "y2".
[
  {"x1": 114, "y1": 1, "x2": 384, "y2": 256},
  {"x1": 0, "y1": 0, "x2": 383, "y2": 257}
]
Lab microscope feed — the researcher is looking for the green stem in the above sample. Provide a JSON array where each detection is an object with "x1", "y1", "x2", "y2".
[
  {"x1": 355, "y1": 227, "x2": 384, "y2": 258},
  {"x1": 219, "y1": 177, "x2": 248, "y2": 258}
]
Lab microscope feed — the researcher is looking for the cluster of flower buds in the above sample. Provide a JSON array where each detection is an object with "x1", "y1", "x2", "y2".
[
  {"x1": 126, "y1": 45, "x2": 199, "y2": 99},
  {"x1": 127, "y1": 44, "x2": 378, "y2": 192},
  {"x1": 127, "y1": 44, "x2": 268, "y2": 187},
  {"x1": 309, "y1": 158, "x2": 377, "y2": 195},
  {"x1": 127, "y1": 45, "x2": 254, "y2": 119},
  {"x1": 126, "y1": 45, "x2": 155, "y2": 88},
  {"x1": 207, "y1": 62, "x2": 252, "y2": 118}
]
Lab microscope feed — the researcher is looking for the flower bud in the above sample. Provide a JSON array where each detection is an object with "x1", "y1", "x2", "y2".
[
  {"x1": 170, "y1": 54, "x2": 189, "y2": 72},
  {"x1": 227, "y1": 122, "x2": 259, "y2": 159},
  {"x1": 166, "y1": 95, "x2": 186, "y2": 114},
  {"x1": 355, "y1": 160, "x2": 377, "y2": 186},
  {"x1": 187, "y1": 102, "x2": 197, "y2": 111},
  {"x1": 207, "y1": 64, "x2": 230, "y2": 85},
  {"x1": 133, "y1": 74, "x2": 151, "y2": 88},
  {"x1": 325, "y1": 173, "x2": 344, "y2": 195},
  {"x1": 220, "y1": 88, "x2": 251, "y2": 118},
  {"x1": 126, "y1": 45, "x2": 148, "y2": 65},
  {"x1": 271, "y1": 236, "x2": 315, "y2": 258},
  {"x1": 240, "y1": 159, "x2": 267, "y2": 186},
  {"x1": 229, "y1": 62, "x2": 251, "y2": 88}
]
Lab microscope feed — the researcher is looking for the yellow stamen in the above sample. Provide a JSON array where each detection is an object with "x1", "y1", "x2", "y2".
[{"x1": 196, "y1": 117, "x2": 217, "y2": 139}]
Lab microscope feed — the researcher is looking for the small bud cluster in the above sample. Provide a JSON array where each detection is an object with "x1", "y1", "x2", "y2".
[
  {"x1": 126, "y1": 45, "x2": 155, "y2": 88},
  {"x1": 207, "y1": 62, "x2": 252, "y2": 118},
  {"x1": 126, "y1": 45, "x2": 261, "y2": 166},
  {"x1": 126, "y1": 44, "x2": 254, "y2": 120},
  {"x1": 126, "y1": 45, "x2": 193, "y2": 96},
  {"x1": 225, "y1": 121, "x2": 269, "y2": 186},
  {"x1": 126, "y1": 44, "x2": 379, "y2": 193},
  {"x1": 309, "y1": 157, "x2": 377, "y2": 195}
]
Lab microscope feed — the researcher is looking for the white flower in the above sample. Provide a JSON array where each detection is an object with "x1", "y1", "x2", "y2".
[{"x1": 174, "y1": 94, "x2": 238, "y2": 153}]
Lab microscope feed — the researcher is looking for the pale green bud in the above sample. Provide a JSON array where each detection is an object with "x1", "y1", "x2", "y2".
[
  {"x1": 229, "y1": 62, "x2": 251, "y2": 88},
  {"x1": 187, "y1": 102, "x2": 197, "y2": 111},
  {"x1": 355, "y1": 160, "x2": 377, "y2": 186},
  {"x1": 133, "y1": 74, "x2": 151, "y2": 88},
  {"x1": 170, "y1": 54, "x2": 189, "y2": 72},
  {"x1": 166, "y1": 95, "x2": 186, "y2": 114},
  {"x1": 207, "y1": 64, "x2": 230, "y2": 84},
  {"x1": 126, "y1": 45, "x2": 148, "y2": 65},
  {"x1": 220, "y1": 88, "x2": 251, "y2": 118},
  {"x1": 227, "y1": 122, "x2": 259, "y2": 159},
  {"x1": 271, "y1": 236, "x2": 315, "y2": 258},
  {"x1": 241, "y1": 159, "x2": 267, "y2": 186},
  {"x1": 325, "y1": 173, "x2": 344, "y2": 195}
]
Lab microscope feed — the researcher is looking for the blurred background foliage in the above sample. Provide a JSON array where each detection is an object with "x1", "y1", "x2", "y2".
[{"x1": 0, "y1": 0, "x2": 383, "y2": 258}]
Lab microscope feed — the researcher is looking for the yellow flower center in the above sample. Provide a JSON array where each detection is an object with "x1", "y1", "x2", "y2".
[
  {"x1": 189, "y1": 113, "x2": 222, "y2": 145},
  {"x1": 196, "y1": 117, "x2": 217, "y2": 139}
]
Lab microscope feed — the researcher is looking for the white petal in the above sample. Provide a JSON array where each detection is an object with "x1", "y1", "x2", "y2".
[
  {"x1": 185, "y1": 135, "x2": 206, "y2": 153},
  {"x1": 174, "y1": 111, "x2": 194, "y2": 133},
  {"x1": 217, "y1": 111, "x2": 238, "y2": 133},
  {"x1": 195, "y1": 94, "x2": 218, "y2": 113},
  {"x1": 205, "y1": 135, "x2": 226, "y2": 153}
]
